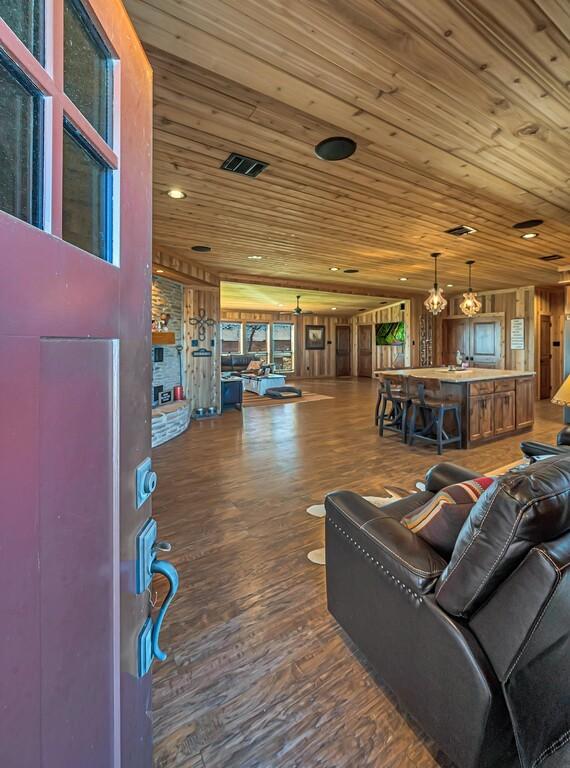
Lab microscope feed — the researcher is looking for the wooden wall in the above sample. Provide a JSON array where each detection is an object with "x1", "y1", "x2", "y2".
[
  {"x1": 351, "y1": 301, "x2": 409, "y2": 373},
  {"x1": 535, "y1": 287, "x2": 565, "y2": 398},
  {"x1": 446, "y1": 287, "x2": 535, "y2": 373},
  {"x1": 221, "y1": 310, "x2": 351, "y2": 378},
  {"x1": 185, "y1": 286, "x2": 221, "y2": 412}
]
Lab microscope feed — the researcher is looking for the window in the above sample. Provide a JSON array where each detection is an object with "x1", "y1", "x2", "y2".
[
  {"x1": 62, "y1": 122, "x2": 111, "y2": 260},
  {"x1": 0, "y1": 53, "x2": 42, "y2": 226},
  {"x1": 0, "y1": 0, "x2": 44, "y2": 61},
  {"x1": 221, "y1": 322, "x2": 242, "y2": 354},
  {"x1": 245, "y1": 323, "x2": 269, "y2": 364},
  {"x1": 64, "y1": 0, "x2": 112, "y2": 141},
  {"x1": 272, "y1": 323, "x2": 294, "y2": 372}
]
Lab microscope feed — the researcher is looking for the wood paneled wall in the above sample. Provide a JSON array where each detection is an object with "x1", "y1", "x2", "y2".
[
  {"x1": 351, "y1": 301, "x2": 410, "y2": 373},
  {"x1": 446, "y1": 287, "x2": 536, "y2": 372},
  {"x1": 221, "y1": 310, "x2": 351, "y2": 378},
  {"x1": 535, "y1": 287, "x2": 565, "y2": 398},
  {"x1": 185, "y1": 287, "x2": 221, "y2": 412}
]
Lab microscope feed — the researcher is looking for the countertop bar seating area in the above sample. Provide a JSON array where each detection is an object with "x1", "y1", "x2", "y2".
[{"x1": 375, "y1": 367, "x2": 535, "y2": 452}]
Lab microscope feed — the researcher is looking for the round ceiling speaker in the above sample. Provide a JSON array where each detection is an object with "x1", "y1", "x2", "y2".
[
  {"x1": 344, "y1": 268, "x2": 359, "y2": 273},
  {"x1": 513, "y1": 219, "x2": 544, "y2": 229},
  {"x1": 314, "y1": 137, "x2": 357, "y2": 161},
  {"x1": 191, "y1": 245, "x2": 211, "y2": 252}
]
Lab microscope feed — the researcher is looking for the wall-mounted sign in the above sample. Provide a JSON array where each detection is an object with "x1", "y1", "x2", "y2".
[
  {"x1": 159, "y1": 390, "x2": 172, "y2": 404},
  {"x1": 511, "y1": 318, "x2": 525, "y2": 350},
  {"x1": 192, "y1": 348, "x2": 213, "y2": 358}
]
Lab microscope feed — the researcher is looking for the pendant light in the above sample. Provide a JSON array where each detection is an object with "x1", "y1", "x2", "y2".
[
  {"x1": 424, "y1": 252, "x2": 447, "y2": 315},
  {"x1": 459, "y1": 260, "x2": 482, "y2": 317}
]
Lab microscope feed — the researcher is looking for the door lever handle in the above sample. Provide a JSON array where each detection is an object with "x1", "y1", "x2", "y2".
[{"x1": 150, "y1": 559, "x2": 179, "y2": 662}]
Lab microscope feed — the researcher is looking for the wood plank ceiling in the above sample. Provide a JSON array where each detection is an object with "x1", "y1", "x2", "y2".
[{"x1": 125, "y1": 0, "x2": 570, "y2": 294}]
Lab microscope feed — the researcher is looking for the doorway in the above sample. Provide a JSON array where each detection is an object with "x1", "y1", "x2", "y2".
[
  {"x1": 336, "y1": 325, "x2": 351, "y2": 376},
  {"x1": 443, "y1": 315, "x2": 504, "y2": 368},
  {"x1": 358, "y1": 324, "x2": 373, "y2": 377},
  {"x1": 539, "y1": 314, "x2": 552, "y2": 399}
]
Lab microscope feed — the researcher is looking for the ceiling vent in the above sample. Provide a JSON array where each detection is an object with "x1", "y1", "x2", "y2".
[
  {"x1": 220, "y1": 153, "x2": 268, "y2": 177},
  {"x1": 445, "y1": 225, "x2": 478, "y2": 236},
  {"x1": 539, "y1": 254, "x2": 563, "y2": 261}
]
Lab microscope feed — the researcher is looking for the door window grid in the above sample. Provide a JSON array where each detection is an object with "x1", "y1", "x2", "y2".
[{"x1": 0, "y1": 0, "x2": 119, "y2": 263}]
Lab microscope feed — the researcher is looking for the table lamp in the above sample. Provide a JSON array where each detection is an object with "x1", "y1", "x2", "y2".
[{"x1": 552, "y1": 374, "x2": 570, "y2": 429}]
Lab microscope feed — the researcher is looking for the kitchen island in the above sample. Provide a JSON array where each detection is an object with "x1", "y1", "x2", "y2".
[{"x1": 373, "y1": 367, "x2": 535, "y2": 448}]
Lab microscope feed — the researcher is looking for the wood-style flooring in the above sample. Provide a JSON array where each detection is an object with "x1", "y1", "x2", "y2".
[{"x1": 151, "y1": 378, "x2": 562, "y2": 768}]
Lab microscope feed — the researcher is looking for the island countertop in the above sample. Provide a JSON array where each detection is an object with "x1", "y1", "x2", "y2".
[{"x1": 374, "y1": 367, "x2": 535, "y2": 384}]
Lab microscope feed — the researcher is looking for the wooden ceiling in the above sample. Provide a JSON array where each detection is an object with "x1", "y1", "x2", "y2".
[
  {"x1": 126, "y1": 0, "x2": 570, "y2": 294},
  {"x1": 220, "y1": 281, "x2": 395, "y2": 314}
]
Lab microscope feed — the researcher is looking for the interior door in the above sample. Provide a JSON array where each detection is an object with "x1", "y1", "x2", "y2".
[
  {"x1": 471, "y1": 317, "x2": 503, "y2": 368},
  {"x1": 540, "y1": 314, "x2": 552, "y2": 399},
  {"x1": 358, "y1": 324, "x2": 373, "y2": 377},
  {"x1": 443, "y1": 318, "x2": 469, "y2": 365},
  {"x1": 336, "y1": 325, "x2": 351, "y2": 376},
  {"x1": 1, "y1": 4, "x2": 153, "y2": 768}
]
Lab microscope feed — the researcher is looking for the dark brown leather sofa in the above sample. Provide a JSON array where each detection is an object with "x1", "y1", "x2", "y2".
[
  {"x1": 221, "y1": 353, "x2": 258, "y2": 374},
  {"x1": 325, "y1": 457, "x2": 570, "y2": 768}
]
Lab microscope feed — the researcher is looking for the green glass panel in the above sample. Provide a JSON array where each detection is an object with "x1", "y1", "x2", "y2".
[
  {"x1": 64, "y1": 0, "x2": 111, "y2": 140},
  {"x1": 0, "y1": 56, "x2": 42, "y2": 226},
  {"x1": 62, "y1": 126, "x2": 111, "y2": 261},
  {"x1": 0, "y1": 0, "x2": 44, "y2": 61}
]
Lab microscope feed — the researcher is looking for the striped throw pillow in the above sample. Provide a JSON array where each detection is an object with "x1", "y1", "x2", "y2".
[{"x1": 401, "y1": 477, "x2": 494, "y2": 558}]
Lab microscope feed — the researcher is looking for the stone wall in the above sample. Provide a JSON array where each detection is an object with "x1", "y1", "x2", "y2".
[{"x1": 152, "y1": 276, "x2": 184, "y2": 396}]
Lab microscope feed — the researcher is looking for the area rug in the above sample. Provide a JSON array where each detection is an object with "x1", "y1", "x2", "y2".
[{"x1": 242, "y1": 390, "x2": 333, "y2": 408}]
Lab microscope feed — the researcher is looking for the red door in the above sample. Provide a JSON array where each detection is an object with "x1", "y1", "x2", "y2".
[{"x1": 1, "y1": 3, "x2": 153, "y2": 767}]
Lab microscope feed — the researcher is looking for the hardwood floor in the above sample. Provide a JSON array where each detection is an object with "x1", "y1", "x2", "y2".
[{"x1": 151, "y1": 378, "x2": 562, "y2": 768}]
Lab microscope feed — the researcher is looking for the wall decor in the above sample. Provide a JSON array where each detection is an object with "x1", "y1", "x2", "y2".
[
  {"x1": 159, "y1": 390, "x2": 173, "y2": 404},
  {"x1": 511, "y1": 318, "x2": 525, "y2": 350},
  {"x1": 189, "y1": 307, "x2": 216, "y2": 341},
  {"x1": 192, "y1": 348, "x2": 213, "y2": 358},
  {"x1": 305, "y1": 325, "x2": 326, "y2": 350}
]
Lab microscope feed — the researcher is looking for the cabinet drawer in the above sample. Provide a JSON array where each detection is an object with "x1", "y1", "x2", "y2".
[
  {"x1": 469, "y1": 381, "x2": 495, "y2": 396},
  {"x1": 495, "y1": 378, "x2": 515, "y2": 393}
]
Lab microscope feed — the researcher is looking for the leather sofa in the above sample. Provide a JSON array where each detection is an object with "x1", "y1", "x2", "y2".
[
  {"x1": 521, "y1": 425, "x2": 570, "y2": 461},
  {"x1": 221, "y1": 353, "x2": 259, "y2": 374},
  {"x1": 325, "y1": 457, "x2": 570, "y2": 768}
]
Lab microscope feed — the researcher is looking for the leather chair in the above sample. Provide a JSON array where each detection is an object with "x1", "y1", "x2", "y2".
[
  {"x1": 325, "y1": 456, "x2": 570, "y2": 768},
  {"x1": 521, "y1": 425, "x2": 570, "y2": 462}
]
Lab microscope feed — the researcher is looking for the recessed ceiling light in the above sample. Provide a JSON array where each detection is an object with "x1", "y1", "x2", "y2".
[
  {"x1": 167, "y1": 189, "x2": 186, "y2": 199},
  {"x1": 331, "y1": 307, "x2": 337, "y2": 310},
  {"x1": 156, "y1": 269, "x2": 164, "y2": 274},
  {"x1": 315, "y1": 136, "x2": 357, "y2": 161},
  {"x1": 278, "y1": 303, "x2": 283, "y2": 307},
  {"x1": 399, "y1": 277, "x2": 408, "y2": 281},
  {"x1": 521, "y1": 233, "x2": 539, "y2": 239},
  {"x1": 329, "y1": 267, "x2": 340, "y2": 272},
  {"x1": 344, "y1": 268, "x2": 359, "y2": 273},
  {"x1": 191, "y1": 245, "x2": 211, "y2": 253},
  {"x1": 446, "y1": 283, "x2": 453, "y2": 287},
  {"x1": 513, "y1": 219, "x2": 543, "y2": 229},
  {"x1": 247, "y1": 255, "x2": 263, "y2": 260}
]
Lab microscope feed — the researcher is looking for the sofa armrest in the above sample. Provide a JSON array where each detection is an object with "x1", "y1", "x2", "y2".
[
  {"x1": 520, "y1": 440, "x2": 570, "y2": 461},
  {"x1": 557, "y1": 426, "x2": 570, "y2": 446},
  {"x1": 424, "y1": 462, "x2": 481, "y2": 493},
  {"x1": 325, "y1": 491, "x2": 447, "y2": 595}
]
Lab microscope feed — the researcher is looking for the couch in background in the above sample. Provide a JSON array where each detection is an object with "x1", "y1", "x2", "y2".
[{"x1": 221, "y1": 353, "x2": 259, "y2": 374}]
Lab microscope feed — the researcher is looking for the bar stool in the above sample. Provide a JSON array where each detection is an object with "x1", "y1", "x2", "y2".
[
  {"x1": 408, "y1": 378, "x2": 461, "y2": 454},
  {"x1": 378, "y1": 375, "x2": 409, "y2": 441}
]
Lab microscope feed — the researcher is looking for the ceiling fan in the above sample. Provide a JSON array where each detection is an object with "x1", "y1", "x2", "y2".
[{"x1": 280, "y1": 295, "x2": 313, "y2": 316}]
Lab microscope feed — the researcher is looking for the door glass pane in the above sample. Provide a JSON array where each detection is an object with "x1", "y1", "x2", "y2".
[
  {"x1": 64, "y1": 0, "x2": 112, "y2": 140},
  {"x1": 245, "y1": 323, "x2": 268, "y2": 364},
  {"x1": 0, "y1": 55, "x2": 42, "y2": 226},
  {"x1": 0, "y1": 0, "x2": 44, "y2": 61},
  {"x1": 62, "y1": 124, "x2": 111, "y2": 261},
  {"x1": 272, "y1": 323, "x2": 294, "y2": 372},
  {"x1": 221, "y1": 322, "x2": 242, "y2": 354}
]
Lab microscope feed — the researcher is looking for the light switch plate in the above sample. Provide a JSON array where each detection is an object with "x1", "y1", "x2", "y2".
[
  {"x1": 137, "y1": 618, "x2": 153, "y2": 678},
  {"x1": 136, "y1": 518, "x2": 157, "y2": 594}
]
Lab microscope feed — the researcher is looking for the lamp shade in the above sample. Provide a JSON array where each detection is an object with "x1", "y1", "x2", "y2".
[{"x1": 552, "y1": 375, "x2": 570, "y2": 406}]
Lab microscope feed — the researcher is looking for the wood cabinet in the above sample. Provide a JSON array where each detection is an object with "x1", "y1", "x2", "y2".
[
  {"x1": 516, "y1": 377, "x2": 535, "y2": 429},
  {"x1": 469, "y1": 395, "x2": 495, "y2": 441},
  {"x1": 494, "y1": 391, "x2": 516, "y2": 435}
]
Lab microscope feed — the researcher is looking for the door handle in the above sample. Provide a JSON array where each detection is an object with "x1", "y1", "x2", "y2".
[{"x1": 150, "y1": 558, "x2": 179, "y2": 662}]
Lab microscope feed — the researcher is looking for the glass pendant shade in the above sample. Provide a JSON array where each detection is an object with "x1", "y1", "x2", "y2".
[
  {"x1": 424, "y1": 253, "x2": 447, "y2": 315},
  {"x1": 459, "y1": 260, "x2": 481, "y2": 317}
]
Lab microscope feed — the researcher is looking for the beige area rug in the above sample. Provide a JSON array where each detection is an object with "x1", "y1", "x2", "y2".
[{"x1": 242, "y1": 390, "x2": 333, "y2": 408}]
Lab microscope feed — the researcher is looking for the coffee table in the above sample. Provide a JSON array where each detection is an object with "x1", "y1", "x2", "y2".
[{"x1": 242, "y1": 374, "x2": 286, "y2": 396}]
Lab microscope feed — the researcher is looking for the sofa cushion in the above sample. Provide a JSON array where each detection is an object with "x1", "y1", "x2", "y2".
[
  {"x1": 436, "y1": 454, "x2": 570, "y2": 618},
  {"x1": 401, "y1": 477, "x2": 494, "y2": 558}
]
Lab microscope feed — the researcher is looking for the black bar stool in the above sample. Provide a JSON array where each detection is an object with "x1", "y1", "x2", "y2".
[
  {"x1": 408, "y1": 378, "x2": 461, "y2": 454},
  {"x1": 378, "y1": 375, "x2": 409, "y2": 441}
]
